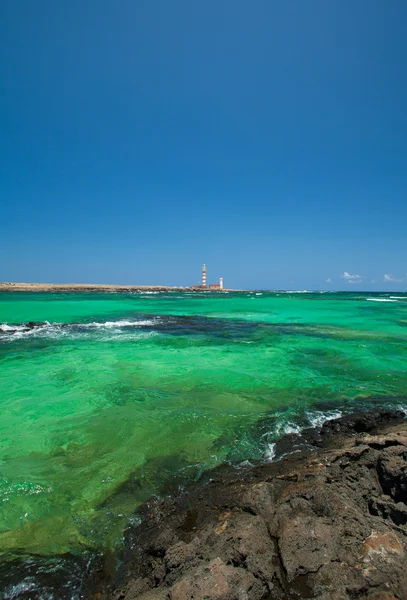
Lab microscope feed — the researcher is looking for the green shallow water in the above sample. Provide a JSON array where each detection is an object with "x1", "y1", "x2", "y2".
[{"x1": 0, "y1": 291, "x2": 407, "y2": 560}]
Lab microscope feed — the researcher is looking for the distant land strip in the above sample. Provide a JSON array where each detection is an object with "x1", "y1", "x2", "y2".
[{"x1": 0, "y1": 282, "x2": 239, "y2": 292}]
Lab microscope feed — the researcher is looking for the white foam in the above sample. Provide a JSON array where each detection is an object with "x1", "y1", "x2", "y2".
[
  {"x1": 390, "y1": 296, "x2": 407, "y2": 300},
  {"x1": 0, "y1": 323, "x2": 26, "y2": 332},
  {"x1": 0, "y1": 322, "x2": 62, "y2": 341},
  {"x1": 265, "y1": 442, "x2": 276, "y2": 462},
  {"x1": 306, "y1": 410, "x2": 343, "y2": 428},
  {"x1": 275, "y1": 422, "x2": 302, "y2": 436},
  {"x1": 259, "y1": 410, "x2": 348, "y2": 463},
  {"x1": 81, "y1": 319, "x2": 156, "y2": 329},
  {"x1": 0, "y1": 318, "x2": 158, "y2": 341},
  {"x1": 366, "y1": 298, "x2": 398, "y2": 303}
]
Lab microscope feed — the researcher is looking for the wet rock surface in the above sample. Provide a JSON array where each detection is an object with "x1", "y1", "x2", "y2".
[{"x1": 108, "y1": 410, "x2": 407, "y2": 600}]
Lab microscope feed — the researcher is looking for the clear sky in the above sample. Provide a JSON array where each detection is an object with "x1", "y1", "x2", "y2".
[{"x1": 1, "y1": 1, "x2": 406, "y2": 290}]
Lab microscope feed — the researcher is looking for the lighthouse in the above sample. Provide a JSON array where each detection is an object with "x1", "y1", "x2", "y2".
[{"x1": 202, "y1": 264, "x2": 207, "y2": 288}]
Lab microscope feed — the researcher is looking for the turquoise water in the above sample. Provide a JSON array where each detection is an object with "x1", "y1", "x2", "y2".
[{"x1": 0, "y1": 290, "x2": 406, "y2": 564}]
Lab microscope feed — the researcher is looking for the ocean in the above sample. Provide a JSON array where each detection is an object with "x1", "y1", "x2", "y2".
[{"x1": 0, "y1": 290, "x2": 406, "y2": 593}]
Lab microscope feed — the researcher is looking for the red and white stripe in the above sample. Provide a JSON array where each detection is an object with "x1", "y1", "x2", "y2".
[{"x1": 202, "y1": 265, "x2": 207, "y2": 287}]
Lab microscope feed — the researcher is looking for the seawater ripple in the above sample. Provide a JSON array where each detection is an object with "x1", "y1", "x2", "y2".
[{"x1": 0, "y1": 290, "x2": 407, "y2": 595}]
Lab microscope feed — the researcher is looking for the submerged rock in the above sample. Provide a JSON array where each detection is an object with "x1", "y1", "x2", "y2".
[{"x1": 108, "y1": 410, "x2": 407, "y2": 600}]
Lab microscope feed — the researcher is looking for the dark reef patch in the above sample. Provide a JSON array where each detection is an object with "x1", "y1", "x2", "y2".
[{"x1": 4, "y1": 314, "x2": 404, "y2": 346}]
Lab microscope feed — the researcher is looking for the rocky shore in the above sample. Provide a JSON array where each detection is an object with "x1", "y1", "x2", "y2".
[
  {"x1": 2, "y1": 409, "x2": 407, "y2": 600},
  {"x1": 106, "y1": 409, "x2": 407, "y2": 600}
]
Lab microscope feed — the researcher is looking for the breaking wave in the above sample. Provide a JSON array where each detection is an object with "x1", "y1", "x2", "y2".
[
  {"x1": 366, "y1": 298, "x2": 399, "y2": 303},
  {"x1": 80, "y1": 319, "x2": 156, "y2": 328},
  {"x1": 0, "y1": 318, "x2": 158, "y2": 341},
  {"x1": 261, "y1": 409, "x2": 343, "y2": 462}
]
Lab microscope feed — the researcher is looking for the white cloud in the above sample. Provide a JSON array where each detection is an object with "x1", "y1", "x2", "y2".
[
  {"x1": 325, "y1": 278, "x2": 332, "y2": 283},
  {"x1": 384, "y1": 273, "x2": 405, "y2": 283},
  {"x1": 342, "y1": 271, "x2": 363, "y2": 283}
]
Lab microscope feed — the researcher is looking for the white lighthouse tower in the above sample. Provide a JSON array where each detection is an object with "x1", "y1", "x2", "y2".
[{"x1": 202, "y1": 264, "x2": 207, "y2": 288}]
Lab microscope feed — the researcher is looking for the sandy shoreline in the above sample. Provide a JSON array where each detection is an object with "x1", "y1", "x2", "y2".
[
  {"x1": 0, "y1": 282, "x2": 182, "y2": 292},
  {"x1": 0, "y1": 282, "x2": 241, "y2": 293}
]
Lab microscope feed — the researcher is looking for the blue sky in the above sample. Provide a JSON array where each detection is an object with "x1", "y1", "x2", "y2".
[{"x1": 1, "y1": 0, "x2": 406, "y2": 290}]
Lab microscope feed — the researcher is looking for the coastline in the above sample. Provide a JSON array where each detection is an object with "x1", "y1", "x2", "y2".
[
  {"x1": 0, "y1": 283, "x2": 243, "y2": 293},
  {"x1": 3, "y1": 409, "x2": 405, "y2": 599},
  {"x1": 104, "y1": 409, "x2": 407, "y2": 600},
  {"x1": 1, "y1": 288, "x2": 407, "y2": 599},
  {"x1": 0, "y1": 282, "x2": 182, "y2": 293}
]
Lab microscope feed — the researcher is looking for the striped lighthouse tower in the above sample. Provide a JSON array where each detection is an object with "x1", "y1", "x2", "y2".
[{"x1": 202, "y1": 264, "x2": 207, "y2": 288}]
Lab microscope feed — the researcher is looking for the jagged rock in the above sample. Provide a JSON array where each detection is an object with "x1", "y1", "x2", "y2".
[
  {"x1": 377, "y1": 448, "x2": 407, "y2": 503},
  {"x1": 25, "y1": 321, "x2": 46, "y2": 329},
  {"x1": 320, "y1": 410, "x2": 405, "y2": 437},
  {"x1": 171, "y1": 557, "x2": 266, "y2": 600},
  {"x1": 106, "y1": 410, "x2": 407, "y2": 600}
]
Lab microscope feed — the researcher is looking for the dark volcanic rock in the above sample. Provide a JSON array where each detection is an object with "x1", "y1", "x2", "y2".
[
  {"x1": 25, "y1": 321, "x2": 46, "y2": 329},
  {"x1": 107, "y1": 411, "x2": 407, "y2": 600},
  {"x1": 319, "y1": 409, "x2": 405, "y2": 438}
]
